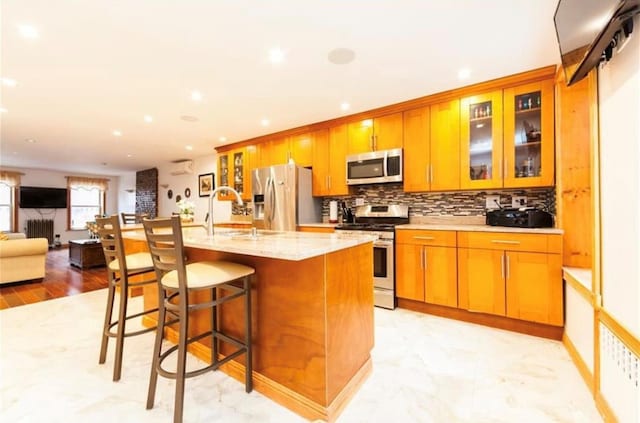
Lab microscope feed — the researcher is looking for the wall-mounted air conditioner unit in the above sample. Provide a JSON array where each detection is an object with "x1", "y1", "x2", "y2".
[{"x1": 170, "y1": 160, "x2": 194, "y2": 175}]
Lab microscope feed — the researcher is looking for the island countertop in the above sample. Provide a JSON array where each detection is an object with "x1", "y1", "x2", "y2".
[{"x1": 122, "y1": 226, "x2": 375, "y2": 261}]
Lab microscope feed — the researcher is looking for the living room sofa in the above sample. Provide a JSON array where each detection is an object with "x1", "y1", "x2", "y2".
[{"x1": 0, "y1": 234, "x2": 49, "y2": 284}]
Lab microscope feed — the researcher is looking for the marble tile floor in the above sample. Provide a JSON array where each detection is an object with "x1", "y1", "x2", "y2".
[{"x1": 0, "y1": 289, "x2": 602, "y2": 423}]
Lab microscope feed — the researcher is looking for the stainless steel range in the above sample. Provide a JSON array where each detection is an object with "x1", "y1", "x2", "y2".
[{"x1": 334, "y1": 204, "x2": 409, "y2": 309}]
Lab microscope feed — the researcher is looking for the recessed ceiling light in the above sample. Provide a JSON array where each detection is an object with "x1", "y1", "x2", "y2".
[
  {"x1": 25, "y1": 138, "x2": 36, "y2": 143},
  {"x1": 261, "y1": 118, "x2": 270, "y2": 126},
  {"x1": 127, "y1": 154, "x2": 133, "y2": 158},
  {"x1": 191, "y1": 91, "x2": 203, "y2": 101},
  {"x1": 269, "y1": 47, "x2": 285, "y2": 64},
  {"x1": 180, "y1": 115, "x2": 199, "y2": 122},
  {"x1": 218, "y1": 136, "x2": 227, "y2": 143},
  {"x1": 1, "y1": 78, "x2": 17, "y2": 87},
  {"x1": 101, "y1": 162, "x2": 108, "y2": 166},
  {"x1": 18, "y1": 24, "x2": 39, "y2": 39},
  {"x1": 144, "y1": 115, "x2": 153, "y2": 123},
  {"x1": 0, "y1": 107, "x2": 7, "y2": 113},
  {"x1": 458, "y1": 68, "x2": 471, "y2": 79},
  {"x1": 340, "y1": 102, "x2": 350, "y2": 111},
  {"x1": 112, "y1": 130, "x2": 122, "y2": 137},
  {"x1": 328, "y1": 48, "x2": 356, "y2": 65},
  {"x1": 185, "y1": 145, "x2": 193, "y2": 151}
]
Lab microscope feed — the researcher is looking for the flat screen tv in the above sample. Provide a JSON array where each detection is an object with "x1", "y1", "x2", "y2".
[
  {"x1": 19, "y1": 186, "x2": 68, "y2": 209},
  {"x1": 554, "y1": 0, "x2": 639, "y2": 86}
]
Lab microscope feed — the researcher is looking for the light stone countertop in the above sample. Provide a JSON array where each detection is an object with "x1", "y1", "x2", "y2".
[
  {"x1": 397, "y1": 223, "x2": 563, "y2": 235},
  {"x1": 122, "y1": 226, "x2": 375, "y2": 261},
  {"x1": 297, "y1": 223, "x2": 338, "y2": 228},
  {"x1": 563, "y1": 267, "x2": 592, "y2": 291}
]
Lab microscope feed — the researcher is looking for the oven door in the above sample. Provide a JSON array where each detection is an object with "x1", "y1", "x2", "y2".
[{"x1": 373, "y1": 239, "x2": 394, "y2": 290}]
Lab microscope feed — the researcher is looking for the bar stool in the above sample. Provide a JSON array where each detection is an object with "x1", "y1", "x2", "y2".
[
  {"x1": 142, "y1": 216, "x2": 254, "y2": 423},
  {"x1": 95, "y1": 215, "x2": 158, "y2": 381},
  {"x1": 121, "y1": 212, "x2": 149, "y2": 224}
]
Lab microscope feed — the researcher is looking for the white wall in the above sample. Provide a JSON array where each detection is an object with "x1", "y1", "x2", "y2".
[
  {"x1": 155, "y1": 154, "x2": 231, "y2": 222},
  {"x1": 5, "y1": 167, "x2": 120, "y2": 244},
  {"x1": 598, "y1": 15, "x2": 640, "y2": 338}
]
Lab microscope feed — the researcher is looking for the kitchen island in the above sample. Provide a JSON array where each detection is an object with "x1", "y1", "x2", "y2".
[{"x1": 123, "y1": 227, "x2": 375, "y2": 422}]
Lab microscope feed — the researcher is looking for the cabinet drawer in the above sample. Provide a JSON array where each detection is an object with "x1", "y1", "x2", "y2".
[
  {"x1": 457, "y1": 231, "x2": 560, "y2": 254},
  {"x1": 396, "y1": 229, "x2": 456, "y2": 247}
]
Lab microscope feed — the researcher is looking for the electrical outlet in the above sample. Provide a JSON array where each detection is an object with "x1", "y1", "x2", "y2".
[
  {"x1": 485, "y1": 195, "x2": 501, "y2": 209},
  {"x1": 512, "y1": 196, "x2": 527, "y2": 208},
  {"x1": 355, "y1": 198, "x2": 365, "y2": 206}
]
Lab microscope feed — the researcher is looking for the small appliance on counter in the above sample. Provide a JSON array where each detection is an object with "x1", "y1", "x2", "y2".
[{"x1": 486, "y1": 207, "x2": 553, "y2": 228}]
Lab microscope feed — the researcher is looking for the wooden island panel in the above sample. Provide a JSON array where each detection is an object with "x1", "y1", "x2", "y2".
[{"x1": 129, "y1": 238, "x2": 373, "y2": 422}]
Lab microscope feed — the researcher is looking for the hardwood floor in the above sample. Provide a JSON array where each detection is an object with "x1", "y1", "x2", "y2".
[{"x1": 0, "y1": 247, "x2": 109, "y2": 310}]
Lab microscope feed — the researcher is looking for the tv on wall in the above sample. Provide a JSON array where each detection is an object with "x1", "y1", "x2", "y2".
[
  {"x1": 554, "y1": 0, "x2": 639, "y2": 86},
  {"x1": 19, "y1": 186, "x2": 68, "y2": 209}
]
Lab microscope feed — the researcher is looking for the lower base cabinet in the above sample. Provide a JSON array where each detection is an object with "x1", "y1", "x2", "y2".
[{"x1": 397, "y1": 229, "x2": 563, "y2": 328}]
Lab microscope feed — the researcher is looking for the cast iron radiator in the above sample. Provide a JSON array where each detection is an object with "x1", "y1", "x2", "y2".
[{"x1": 25, "y1": 219, "x2": 54, "y2": 246}]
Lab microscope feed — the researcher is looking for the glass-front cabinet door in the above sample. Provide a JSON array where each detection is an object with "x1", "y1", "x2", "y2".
[
  {"x1": 460, "y1": 91, "x2": 503, "y2": 189},
  {"x1": 503, "y1": 80, "x2": 555, "y2": 188},
  {"x1": 217, "y1": 152, "x2": 231, "y2": 200}
]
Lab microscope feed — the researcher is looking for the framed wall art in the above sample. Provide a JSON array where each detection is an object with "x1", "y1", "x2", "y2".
[{"x1": 198, "y1": 173, "x2": 214, "y2": 197}]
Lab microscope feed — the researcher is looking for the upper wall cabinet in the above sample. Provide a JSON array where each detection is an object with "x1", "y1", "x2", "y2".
[
  {"x1": 404, "y1": 100, "x2": 460, "y2": 192},
  {"x1": 217, "y1": 145, "x2": 258, "y2": 201},
  {"x1": 460, "y1": 90, "x2": 504, "y2": 190},
  {"x1": 460, "y1": 80, "x2": 555, "y2": 190},
  {"x1": 503, "y1": 80, "x2": 555, "y2": 188},
  {"x1": 312, "y1": 125, "x2": 349, "y2": 196},
  {"x1": 259, "y1": 133, "x2": 314, "y2": 168},
  {"x1": 347, "y1": 112, "x2": 403, "y2": 154}
]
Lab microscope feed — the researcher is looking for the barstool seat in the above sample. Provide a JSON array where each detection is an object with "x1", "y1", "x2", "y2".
[
  {"x1": 96, "y1": 215, "x2": 158, "y2": 382},
  {"x1": 107, "y1": 252, "x2": 154, "y2": 272},
  {"x1": 161, "y1": 261, "x2": 254, "y2": 289},
  {"x1": 142, "y1": 216, "x2": 254, "y2": 423}
]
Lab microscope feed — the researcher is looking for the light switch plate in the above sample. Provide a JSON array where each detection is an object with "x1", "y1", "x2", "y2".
[
  {"x1": 512, "y1": 196, "x2": 527, "y2": 208},
  {"x1": 486, "y1": 195, "x2": 500, "y2": 209},
  {"x1": 355, "y1": 198, "x2": 365, "y2": 206}
]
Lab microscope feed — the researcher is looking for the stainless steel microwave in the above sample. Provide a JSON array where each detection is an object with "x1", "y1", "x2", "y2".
[{"x1": 346, "y1": 148, "x2": 403, "y2": 185}]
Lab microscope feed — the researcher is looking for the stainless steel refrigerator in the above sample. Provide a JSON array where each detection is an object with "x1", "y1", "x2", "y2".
[{"x1": 251, "y1": 164, "x2": 321, "y2": 231}]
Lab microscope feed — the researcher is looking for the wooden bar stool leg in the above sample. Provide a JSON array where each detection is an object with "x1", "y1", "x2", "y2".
[
  {"x1": 99, "y1": 282, "x2": 116, "y2": 364},
  {"x1": 147, "y1": 288, "x2": 166, "y2": 409},
  {"x1": 244, "y1": 276, "x2": 253, "y2": 392},
  {"x1": 113, "y1": 282, "x2": 129, "y2": 381},
  {"x1": 174, "y1": 300, "x2": 189, "y2": 423}
]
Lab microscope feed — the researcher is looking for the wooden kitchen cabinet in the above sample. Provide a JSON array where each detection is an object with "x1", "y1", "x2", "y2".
[
  {"x1": 259, "y1": 133, "x2": 313, "y2": 168},
  {"x1": 396, "y1": 229, "x2": 457, "y2": 307},
  {"x1": 288, "y1": 133, "x2": 313, "y2": 167},
  {"x1": 457, "y1": 231, "x2": 563, "y2": 325},
  {"x1": 347, "y1": 112, "x2": 403, "y2": 154},
  {"x1": 312, "y1": 125, "x2": 349, "y2": 196},
  {"x1": 403, "y1": 100, "x2": 460, "y2": 192},
  {"x1": 460, "y1": 79, "x2": 554, "y2": 190},
  {"x1": 460, "y1": 90, "x2": 504, "y2": 190},
  {"x1": 217, "y1": 145, "x2": 258, "y2": 201},
  {"x1": 503, "y1": 79, "x2": 555, "y2": 188},
  {"x1": 259, "y1": 137, "x2": 288, "y2": 168}
]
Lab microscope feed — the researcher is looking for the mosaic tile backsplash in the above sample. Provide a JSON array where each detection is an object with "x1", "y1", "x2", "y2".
[{"x1": 321, "y1": 183, "x2": 555, "y2": 218}]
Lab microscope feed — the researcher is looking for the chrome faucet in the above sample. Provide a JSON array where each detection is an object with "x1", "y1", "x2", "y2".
[{"x1": 207, "y1": 186, "x2": 244, "y2": 236}]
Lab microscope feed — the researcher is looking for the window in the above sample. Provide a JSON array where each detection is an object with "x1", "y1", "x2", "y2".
[
  {"x1": 66, "y1": 176, "x2": 109, "y2": 230},
  {"x1": 69, "y1": 187, "x2": 104, "y2": 230},
  {"x1": 0, "y1": 171, "x2": 21, "y2": 232},
  {"x1": 0, "y1": 184, "x2": 14, "y2": 232}
]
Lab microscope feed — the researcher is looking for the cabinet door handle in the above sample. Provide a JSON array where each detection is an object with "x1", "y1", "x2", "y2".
[
  {"x1": 424, "y1": 249, "x2": 428, "y2": 270},
  {"x1": 429, "y1": 164, "x2": 433, "y2": 185},
  {"x1": 374, "y1": 135, "x2": 378, "y2": 150},
  {"x1": 491, "y1": 240, "x2": 520, "y2": 245},
  {"x1": 425, "y1": 167, "x2": 430, "y2": 184},
  {"x1": 420, "y1": 247, "x2": 425, "y2": 270},
  {"x1": 413, "y1": 236, "x2": 435, "y2": 240},
  {"x1": 501, "y1": 253, "x2": 505, "y2": 279},
  {"x1": 327, "y1": 175, "x2": 331, "y2": 189},
  {"x1": 370, "y1": 135, "x2": 374, "y2": 151},
  {"x1": 506, "y1": 255, "x2": 510, "y2": 279}
]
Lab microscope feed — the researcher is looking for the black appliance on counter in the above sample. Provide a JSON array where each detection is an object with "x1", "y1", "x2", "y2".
[{"x1": 486, "y1": 208, "x2": 553, "y2": 228}]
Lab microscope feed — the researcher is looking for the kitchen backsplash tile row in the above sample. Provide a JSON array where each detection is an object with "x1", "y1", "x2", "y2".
[{"x1": 321, "y1": 184, "x2": 556, "y2": 218}]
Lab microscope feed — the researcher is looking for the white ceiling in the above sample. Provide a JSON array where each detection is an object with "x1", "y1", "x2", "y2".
[{"x1": 0, "y1": 0, "x2": 561, "y2": 176}]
